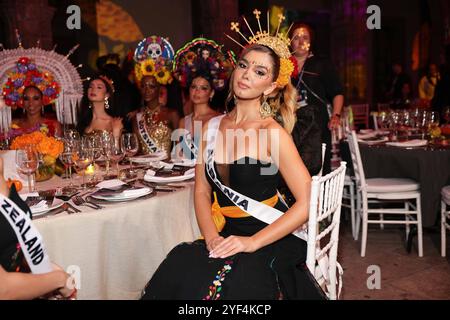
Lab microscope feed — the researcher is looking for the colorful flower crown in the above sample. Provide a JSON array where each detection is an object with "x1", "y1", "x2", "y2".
[
  {"x1": 1, "y1": 57, "x2": 61, "y2": 108},
  {"x1": 173, "y1": 37, "x2": 236, "y2": 91},
  {"x1": 134, "y1": 35, "x2": 174, "y2": 85},
  {"x1": 225, "y1": 9, "x2": 294, "y2": 88}
]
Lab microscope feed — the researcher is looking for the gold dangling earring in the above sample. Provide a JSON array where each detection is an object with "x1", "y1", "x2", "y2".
[
  {"x1": 233, "y1": 94, "x2": 238, "y2": 106},
  {"x1": 259, "y1": 95, "x2": 272, "y2": 118},
  {"x1": 104, "y1": 97, "x2": 110, "y2": 109}
]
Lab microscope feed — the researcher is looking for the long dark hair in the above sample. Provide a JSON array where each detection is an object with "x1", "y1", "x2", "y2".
[{"x1": 77, "y1": 77, "x2": 117, "y2": 135}]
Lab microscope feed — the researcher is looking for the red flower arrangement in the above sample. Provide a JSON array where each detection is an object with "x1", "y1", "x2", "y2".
[{"x1": 1, "y1": 57, "x2": 61, "y2": 108}]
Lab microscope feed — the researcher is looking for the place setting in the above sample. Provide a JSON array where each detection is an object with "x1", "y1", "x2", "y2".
[{"x1": 85, "y1": 179, "x2": 155, "y2": 205}]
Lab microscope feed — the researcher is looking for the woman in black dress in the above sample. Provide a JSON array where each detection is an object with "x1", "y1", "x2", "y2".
[
  {"x1": 141, "y1": 42, "x2": 325, "y2": 300},
  {"x1": 289, "y1": 23, "x2": 344, "y2": 175}
]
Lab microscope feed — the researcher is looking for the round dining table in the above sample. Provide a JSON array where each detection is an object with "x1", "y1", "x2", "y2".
[
  {"x1": 29, "y1": 175, "x2": 200, "y2": 300},
  {"x1": 358, "y1": 143, "x2": 450, "y2": 228}
]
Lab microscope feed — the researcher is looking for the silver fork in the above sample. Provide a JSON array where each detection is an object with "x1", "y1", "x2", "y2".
[{"x1": 72, "y1": 195, "x2": 103, "y2": 210}]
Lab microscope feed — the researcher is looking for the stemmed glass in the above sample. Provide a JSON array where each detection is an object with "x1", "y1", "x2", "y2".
[
  {"x1": 121, "y1": 133, "x2": 139, "y2": 178},
  {"x1": 109, "y1": 137, "x2": 125, "y2": 179},
  {"x1": 15, "y1": 145, "x2": 39, "y2": 193},
  {"x1": 74, "y1": 141, "x2": 93, "y2": 189},
  {"x1": 84, "y1": 135, "x2": 103, "y2": 183},
  {"x1": 98, "y1": 131, "x2": 112, "y2": 179},
  {"x1": 426, "y1": 111, "x2": 440, "y2": 139},
  {"x1": 443, "y1": 106, "x2": 450, "y2": 125}
]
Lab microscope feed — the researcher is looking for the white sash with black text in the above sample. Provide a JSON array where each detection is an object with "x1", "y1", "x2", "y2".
[
  {"x1": 0, "y1": 194, "x2": 52, "y2": 274},
  {"x1": 205, "y1": 115, "x2": 307, "y2": 241}
]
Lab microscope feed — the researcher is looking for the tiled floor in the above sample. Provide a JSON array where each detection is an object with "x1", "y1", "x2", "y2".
[{"x1": 338, "y1": 217, "x2": 450, "y2": 300}]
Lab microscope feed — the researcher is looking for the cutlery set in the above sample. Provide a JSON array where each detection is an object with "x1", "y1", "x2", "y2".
[{"x1": 33, "y1": 177, "x2": 188, "y2": 218}]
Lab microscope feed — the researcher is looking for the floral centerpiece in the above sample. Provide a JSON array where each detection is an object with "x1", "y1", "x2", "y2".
[{"x1": 10, "y1": 131, "x2": 64, "y2": 181}]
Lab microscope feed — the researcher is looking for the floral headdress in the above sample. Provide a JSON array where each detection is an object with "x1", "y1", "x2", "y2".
[
  {"x1": 134, "y1": 35, "x2": 174, "y2": 85},
  {"x1": 1, "y1": 57, "x2": 61, "y2": 108},
  {"x1": 173, "y1": 37, "x2": 236, "y2": 91},
  {"x1": 225, "y1": 9, "x2": 294, "y2": 88},
  {"x1": 98, "y1": 75, "x2": 115, "y2": 93}
]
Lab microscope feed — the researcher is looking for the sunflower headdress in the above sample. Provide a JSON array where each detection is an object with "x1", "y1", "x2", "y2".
[
  {"x1": 173, "y1": 37, "x2": 236, "y2": 91},
  {"x1": 134, "y1": 35, "x2": 174, "y2": 86},
  {"x1": 225, "y1": 9, "x2": 294, "y2": 88}
]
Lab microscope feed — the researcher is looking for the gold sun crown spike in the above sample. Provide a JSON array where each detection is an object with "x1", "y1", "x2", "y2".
[
  {"x1": 225, "y1": 9, "x2": 295, "y2": 87},
  {"x1": 225, "y1": 9, "x2": 293, "y2": 60}
]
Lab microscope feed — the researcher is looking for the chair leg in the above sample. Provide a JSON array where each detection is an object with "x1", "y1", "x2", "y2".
[
  {"x1": 350, "y1": 183, "x2": 356, "y2": 240},
  {"x1": 416, "y1": 196, "x2": 423, "y2": 257},
  {"x1": 361, "y1": 198, "x2": 368, "y2": 257},
  {"x1": 442, "y1": 200, "x2": 447, "y2": 257},
  {"x1": 405, "y1": 202, "x2": 410, "y2": 241},
  {"x1": 355, "y1": 191, "x2": 361, "y2": 241}
]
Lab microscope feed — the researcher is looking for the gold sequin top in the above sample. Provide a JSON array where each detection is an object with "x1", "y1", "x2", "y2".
[{"x1": 136, "y1": 107, "x2": 172, "y2": 155}]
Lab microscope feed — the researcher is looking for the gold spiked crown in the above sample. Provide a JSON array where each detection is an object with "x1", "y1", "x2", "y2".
[{"x1": 225, "y1": 9, "x2": 294, "y2": 87}]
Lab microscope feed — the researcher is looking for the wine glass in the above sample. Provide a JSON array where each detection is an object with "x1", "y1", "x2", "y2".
[
  {"x1": 443, "y1": 106, "x2": 450, "y2": 125},
  {"x1": 74, "y1": 142, "x2": 93, "y2": 189},
  {"x1": 100, "y1": 131, "x2": 113, "y2": 179},
  {"x1": 109, "y1": 137, "x2": 125, "y2": 179},
  {"x1": 83, "y1": 135, "x2": 103, "y2": 183},
  {"x1": 121, "y1": 133, "x2": 139, "y2": 178},
  {"x1": 59, "y1": 138, "x2": 79, "y2": 193},
  {"x1": 426, "y1": 111, "x2": 440, "y2": 139},
  {"x1": 15, "y1": 145, "x2": 39, "y2": 192}
]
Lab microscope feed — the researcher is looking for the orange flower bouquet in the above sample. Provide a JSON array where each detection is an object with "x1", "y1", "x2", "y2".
[{"x1": 10, "y1": 132, "x2": 64, "y2": 181}]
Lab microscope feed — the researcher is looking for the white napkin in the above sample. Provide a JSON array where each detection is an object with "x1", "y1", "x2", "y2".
[
  {"x1": 170, "y1": 158, "x2": 196, "y2": 167},
  {"x1": 30, "y1": 200, "x2": 49, "y2": 213},
  {"x1": 358, "y1": 137, "x2": 389, "y2": 144},
  {"x1": 122, "y1": 187, "x2": 151, "y2": 197},
  {"x1": 357, "y1": 132, "x2": 377, "y2": 139},
  {"x1": 19, "y1": 192, "x2": 40, "y2": 201},
  {"x1": 96, "y1": 179, "x2": 126, "y2": 189},
  {"x1": 146, "y1": 167, "x2": 195, "y2": 177},
  {"x1": 386, "y1": 139, "x2": 428, "y2": 147}
]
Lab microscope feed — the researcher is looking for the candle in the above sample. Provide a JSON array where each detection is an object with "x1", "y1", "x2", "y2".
[{"x1": 85, "y1": 163, "x2": 95, "y2": 175}]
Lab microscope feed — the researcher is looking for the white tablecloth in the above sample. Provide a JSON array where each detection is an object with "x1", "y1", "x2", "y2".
[{"x1": 32, "y1": 182, "x2": 200, "y2": 299}]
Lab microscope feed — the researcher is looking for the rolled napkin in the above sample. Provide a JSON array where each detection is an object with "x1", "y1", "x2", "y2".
[{"x1": 385, "y1": 139, "x2": 428, "y2": 147}]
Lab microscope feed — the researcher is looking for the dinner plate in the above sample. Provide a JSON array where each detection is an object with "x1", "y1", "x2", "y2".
[
  {"x1": 385, "y1": 140, "x2": 428, "y2": 148},
  {"x1": 358, "y1": 136, "x2": 389, "y2": 145},
  {"x1": 30, "y1": 198, "x2": 64, "y2": 216}
]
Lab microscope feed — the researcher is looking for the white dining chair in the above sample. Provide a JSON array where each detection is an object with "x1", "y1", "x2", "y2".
[
  {"x1": 317, "y1": 143, "x2": 327, "y2": 177},
  {"x1": 347, "y1": 131, "x2": 423, "y2": 257},
  {"x1": 306, "y1": 161, "x2": 347, "y2": 300},
  {"x1": 441, "y1": 186, "x2": 450, "y2": 257}
]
